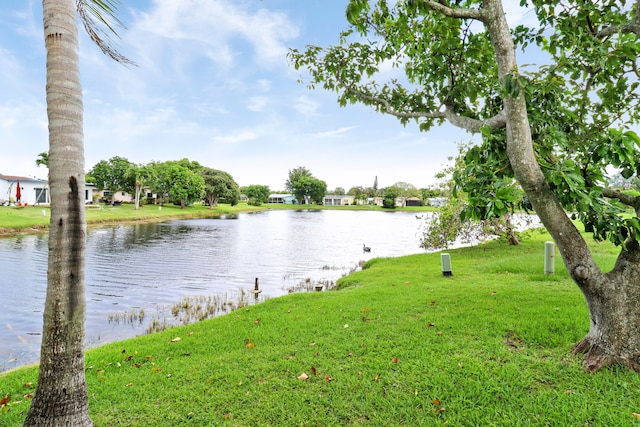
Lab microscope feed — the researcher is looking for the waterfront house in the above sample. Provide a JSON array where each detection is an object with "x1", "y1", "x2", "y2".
[
  {"x1": 323, "y1": 194, "x2": 356, "y2": 206},
  {"x1": 268, "y1": 194, "x2": 298, "y2": 204}
]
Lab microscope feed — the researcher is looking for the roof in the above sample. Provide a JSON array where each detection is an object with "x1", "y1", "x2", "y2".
[{"x1": 0, "y1": 174, "x2": 47, "y2": 184}]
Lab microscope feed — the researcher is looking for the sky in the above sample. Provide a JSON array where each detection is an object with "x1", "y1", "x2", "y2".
[{"x1": 0, "y1": 1, "x2": 537, "y2": 192}]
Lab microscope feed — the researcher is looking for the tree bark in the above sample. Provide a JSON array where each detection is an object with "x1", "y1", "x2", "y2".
[
  {"x1": 482, "y1": 0, "x2": 640, "y2": 371},
  {"x1": 24, "y1": 0, "x2": 92, "y2": 425}
]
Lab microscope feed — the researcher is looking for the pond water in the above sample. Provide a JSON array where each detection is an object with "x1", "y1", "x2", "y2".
[{"x1": 0, "y1": 209, "x2": 431, "y2": 372}]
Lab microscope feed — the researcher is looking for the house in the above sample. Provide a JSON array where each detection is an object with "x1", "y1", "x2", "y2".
[
  {"x1": 97, "y1": 186, "x2": 157, "y2": 204},
  {"x1": 323, "y1": 194, "x2": 355, "y2": 206},
  {"x1": 0, "y1": 174, "x2": 96, "y2": 206},
  {"x1": 268, "y1": 194, "x2": 298, "y2": 204},
  {"x1": 405, "y1": 197, "x2": 423, "y2": 207},
  {"x1": 0, "y1": 174, "x2": 49, "y2": 205}
]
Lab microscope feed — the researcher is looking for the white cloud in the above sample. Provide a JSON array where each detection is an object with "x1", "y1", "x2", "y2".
[
  {"x1": 131, "y1": 0, "x2": 299, "y2": 70},
  {"x1": 213, "y1": 130, "x2": 258, "y2": 144},
  {"x1": 247, "y1": 96, "x2": 269, "y2": 112},
  {"x1": 292, "y1": 96, "x2": 319, "y2": 117},
  {"x1": 312, "y1": 126, "x2": 358, "y2": 138}
]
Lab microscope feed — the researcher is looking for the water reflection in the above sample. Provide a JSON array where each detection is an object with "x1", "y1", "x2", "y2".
[{"x1": 0, "y1": 209, "x2": 427, "y2": 372}]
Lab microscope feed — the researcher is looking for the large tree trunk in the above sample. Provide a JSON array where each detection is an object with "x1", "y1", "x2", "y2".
[
  {"x1": 484, "y1": 0, "x2": 640, "y2": 371},
  {"x1": 24, "y1": 0, "x2": 92, "y2": 425}
]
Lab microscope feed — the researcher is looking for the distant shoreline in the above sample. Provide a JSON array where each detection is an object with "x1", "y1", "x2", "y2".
[{"x1": 0, "y1": 203, "x2": 436, "y2": 237}]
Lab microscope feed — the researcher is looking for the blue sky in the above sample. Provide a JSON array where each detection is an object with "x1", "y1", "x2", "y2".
[{"x1": 0, "y1": 1, "x2": 535, "y2": 191}]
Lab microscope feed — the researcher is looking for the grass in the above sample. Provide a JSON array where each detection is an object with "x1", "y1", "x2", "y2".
[{"x1": 2, "y1": 228, "x2": 640, "y2": 426}]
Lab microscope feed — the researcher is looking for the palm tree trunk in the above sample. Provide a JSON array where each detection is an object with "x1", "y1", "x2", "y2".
[{"x1": 24, "y1": 0, "x2": 92, "y2": 425}]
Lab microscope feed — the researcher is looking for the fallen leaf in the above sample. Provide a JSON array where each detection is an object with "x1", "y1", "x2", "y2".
[
  {"x1": 298, "y1": 372, "x2": 309, "y2": 380},
  {"x1": 224, "y1": 413, "x2": 233, "y2": 419},
  {"x1": 430, "y1": 301, "x2": 437, "y2": 305},
  {"x1": 432, "y1": 399, "x2": 441, "y2": 405},
  {"x1": 0, "y1": 396, "x2": 10, "y2": 406},
  {"x1": 344, "y1": 324, "x2": 349, "y2": 328},
  {"x1": 187, "y1": 331, "x2": 194, "y2": 336},
  {"x1": 23, "y1": 382, "x2": 33, "y2": 388},
  {"x1": 325, "y1": 375, "x2": 334, "y2": 381},
  {"x1": 309, "y1": 342, "x2": 316, "y2": 346},
  {"x1": 167, "y1": 374, "x2": 172, "y2": 378},
  {"x1": 125, "y1": 382, "x2": 133, "y2": 387},
  {"x1": 437, "y1": 331, "x2": 443, "y2": 335},
  {"x1": 392, "y1": 357, "x2": 399, "y2": 363},
  {"x1": 564, "y1": 389, "x2": 572, "y2": 395},
  {"x1": 311, "y1": 366, "x2": 317, "y2": 376},
  {"x1": 633, "y1": 413, "x2": 640, "y2": 419},
  {"x1": 374, "y1": 374, "x2": 380, "y2": 381},
  {"x1": 348, "y1": 352, "x2": 354, "y2": 358},
  {"x1": 254, "y1": 318, "x2": 261, "y2": 324},
  {"x1": 145, "y1": 355, "x2": 153, "y2": 360},
  {"x1": 23, "y1": 393, "x2": 34, "y2": 399},
  {"x1": 121, "y1": 349, "x2": 126, "y2": 354},
  {"x1": 246, "y1": 342, "x2": 256, "y2": 349},
  {"x1": 404, "y1": 281, "x2": 410, "y2": 284},
  {"x1": 427, "y1": 323, "x2": 435, "y2": 327},
  {"x1": 361, "y1": 308, "x2": 369, "y2": 313},
  {"x1": 7, "y1": 358, "x2": 17, "y2": 363},
  {"x1": 170, "y1": 337, "x2": 181, "y2": 343}
]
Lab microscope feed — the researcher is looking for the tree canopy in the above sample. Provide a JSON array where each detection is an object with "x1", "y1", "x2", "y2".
[
  {"x1": 200, "y1": 167, "x2": 240, "y2": 208},
  {"x1": 242, "y1": 184, "x2": 271, "y2": 206},
  {"x1": 285, "y1": 166, "x2": 327, "y2": 204},
  {"x1": 290, "y1": 0, "x2": 640, "y2": 371}
]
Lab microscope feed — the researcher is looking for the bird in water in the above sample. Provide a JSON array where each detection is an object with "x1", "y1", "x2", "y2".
[{"x1": 363, "y1": 243, "x2": 371, "y2": 252}]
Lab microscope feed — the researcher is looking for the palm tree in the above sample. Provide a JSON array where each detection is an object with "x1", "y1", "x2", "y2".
[{"x1": 24, "y1": 1, "x2": 131, "y2": 425}]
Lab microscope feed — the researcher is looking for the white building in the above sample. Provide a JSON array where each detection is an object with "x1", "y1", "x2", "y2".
[{"x1": 0, "y1": 174, "x2": 95, "y2": 205}]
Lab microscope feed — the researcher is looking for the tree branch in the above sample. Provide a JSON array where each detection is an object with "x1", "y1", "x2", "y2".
[
  {"x1": 602, "y1": 187, "x2": 640, "y2": 215},
  {"x1": 595, "y1": 0, "x2": 640, "y2": 38},
  {"x1": 336, "y1": 73, "x2": 506, "y2": 133},
  {"x1": 421, "y1": 1, "x2": 485, "y2": 21}
]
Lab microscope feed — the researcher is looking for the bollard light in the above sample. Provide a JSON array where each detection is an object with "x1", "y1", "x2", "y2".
[
  {"x1": 544, "y1": 241, "x2": 555, "y2": 275},
  {"x1": 441, "y1": 253, "x2": 452, "y2": 277}
]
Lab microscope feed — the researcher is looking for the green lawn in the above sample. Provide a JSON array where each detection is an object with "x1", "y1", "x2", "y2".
[{"x1": 2, "y1": 229, "x2": 639, "y2": 426}]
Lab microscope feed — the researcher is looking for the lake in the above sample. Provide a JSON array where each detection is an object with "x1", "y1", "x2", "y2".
[{"x1": 0, "y1": 209, "x2": 430, "y2": 372}]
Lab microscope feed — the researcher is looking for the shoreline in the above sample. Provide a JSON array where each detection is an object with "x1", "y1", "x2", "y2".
[{"x1": 0, "y1": 203, "x2": 435, "y2": 237}]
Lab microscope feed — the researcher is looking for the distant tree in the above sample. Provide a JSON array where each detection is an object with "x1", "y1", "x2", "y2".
[
  {"x1": 382, "y1": 186, "x2": 400, "y2": 209},
  {"x1": 175, "y1": 158, "x2": 204, "y2": 173},
  {"x1": 347, "y1": 186, "x2": 368, "y2": 204},
  {"x1": 125, "y1": 163, "x2": 157, "y2": 210},
  {"x1": 373, "y1": 176, "x2": 378, "y2": 193},
  {"x1": 333, "y1": 187, "x2": 346, "y2": 195},
  {"x1": 420, "y1": 187, "x2": 444, "y2": 199},
  {"x1": 242, "y1": 184, "x2": 271, "y2": 206},
  {"x1": 285, "y1": 166, "x2": 327, "y2": 204},
  {"x1": 308, "y1": 178, "x2": 328, "y2": 204},
  {"x1": 393, "y1": 181, "x2": 419, "y2": 197},
  {"x1": 200, "y1": 167, "x2": 240, "y2": 208},
  {"x1": 166, "y1": 165, "x2": 205, "y2": 209},
  {"x1": 88, "y1": 156, "x2": 135, "y2": 201}
]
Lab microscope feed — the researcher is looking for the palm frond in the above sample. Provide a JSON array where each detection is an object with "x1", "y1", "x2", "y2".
[{"x1": 77, "y1": 0, "x2": 136, "y2": 66}]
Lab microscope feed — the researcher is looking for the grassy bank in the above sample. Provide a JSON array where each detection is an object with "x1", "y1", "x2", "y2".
[
  {"x1": 0, "y1": 203, "x2": 433, "y2": 235},
  {"x1": 2, "y1": 229, "x2": 639, "y2": 426},
  {"x1": 0, "y1": 203, "x2": 261, "y2": 235}
]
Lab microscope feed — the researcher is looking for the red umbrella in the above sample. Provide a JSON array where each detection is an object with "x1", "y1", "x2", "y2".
[{"x1": 15, "y1": 181, "x2": 21, "y2": 202}]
